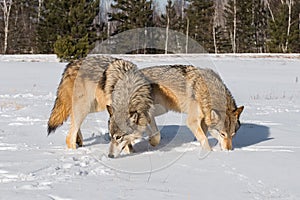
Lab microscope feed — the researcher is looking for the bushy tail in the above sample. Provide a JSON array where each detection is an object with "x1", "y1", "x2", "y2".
[{"x1": 47, "y1": 60, "x2": 81, "y2": 135}]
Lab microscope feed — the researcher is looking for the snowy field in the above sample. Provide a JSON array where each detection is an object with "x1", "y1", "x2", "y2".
[{"x1": 0, "y1": 54, "x2": 299, "y2": 200}]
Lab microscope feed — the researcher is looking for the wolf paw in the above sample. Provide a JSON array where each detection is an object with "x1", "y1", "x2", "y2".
[
  {"x1": 76, "y1": 135, "x2": 83, "y2": 147},
  {"x1": 66, "y1": 135, "x2": 77, "y2": 149},
  {"x1": 149, "y1": 131, "x2": 161, "y2": 147}
]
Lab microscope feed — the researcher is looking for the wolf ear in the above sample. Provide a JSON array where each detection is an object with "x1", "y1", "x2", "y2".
[
  {"x1": 106, "y1": 105, "x2": 113, "y2": 116},
  {"x1": 233, "y1": 106, "x2": 244, "y2": 119},
  {"x1": 130, "y1": 112, "x2": 139, "y2": 124},
  {"x1": 210, "y1": 109, "x2": 220, "y2": 124}
]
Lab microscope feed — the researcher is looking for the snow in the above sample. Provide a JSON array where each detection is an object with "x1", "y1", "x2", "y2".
[{"x1": 0, "y1": 54, "x2": 299, "y2": 200}]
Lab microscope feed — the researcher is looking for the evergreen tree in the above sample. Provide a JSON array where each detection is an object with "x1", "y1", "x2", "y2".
[
  {"x1": 108, "y1": 0, "x2": 154, "y2": 53},
  {"x1": 38, "y1": 0, "x2": 99, "y2": 61},
  {"x1": 225, "y1": 0, "x2": 268, "y2": 53},
  {"x1": 236, "y1": 0, "x2": 256, "y2": 52},
  {"x1": 214, "y1": 25, "x2": 232, "y2": 53},
  {"x1": 160, "y1": 0, "x2": 183, "y2": 31},
  {"x1": 109, "y1": 0, "x2": 154, "y2": 34},
  {"x1": 185, "y1": 0, "x2": 214, "y2": 52},
  {"x1": 268, "y1": 0, "x2": 300, "y2": 53},
  {"x1": 0, "y1": 0, "x2": 39, "y2": 54},
  {"x1": 290, "y1": 1, "x2": 300, "y2": 52},
  {"x1": 8, "y1": 0, "x2": 39, "y2": 53},
  {"x1": 252, "y1": 0, "x2": 268, "y2": 53}
]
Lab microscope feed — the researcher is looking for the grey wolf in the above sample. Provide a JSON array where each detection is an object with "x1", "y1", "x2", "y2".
[
  {"x1": 105, "y1": 67, "x2": 160, "y2": 158},
  {"x1": 107, "y1": 65, "x2": 244, "y2": 157},
  {"x1": 47, "y1": 55, "x2": 151, "y2": 149}
]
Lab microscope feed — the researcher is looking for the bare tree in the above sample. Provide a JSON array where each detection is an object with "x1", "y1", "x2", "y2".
[
  {"x1": 233, "y1": 0, "x2": 236, "y2": 53},
  {"x1": 185, "y1": 17, "x2": 189, "y2": 53},
  {"x1": 165, "y1": 10, "x2": 169, "y2": 54},
  {"x1": 283, "y1": 0, "x2": 293, "y2": 52},
  {"x1": 266, "y1": 0, "x2": 275, "y2": 22},
  {"x1": 38, "y1": 0, "x2": 43, "y2": 23},
  {"x1": 0, "y1": 0, "x2": 13, "y2": 54},
  {"x1": 164, "y1": 0, "x2": 171, "y2": 54},
  {"x1": 213, "y1": 2, "x2": 218, "y2": 54}
]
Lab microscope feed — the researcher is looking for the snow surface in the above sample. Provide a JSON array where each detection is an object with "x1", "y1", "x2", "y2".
[{"x1": 0, "y1": 54, "x2": 299, "y2": 200}]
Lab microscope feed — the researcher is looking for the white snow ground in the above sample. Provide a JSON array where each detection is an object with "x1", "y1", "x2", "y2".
[{"x1": 0, "y1": 54, "x2": 299, "y2": 200}]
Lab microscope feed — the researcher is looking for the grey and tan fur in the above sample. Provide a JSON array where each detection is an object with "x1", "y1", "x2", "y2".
[
  {"x1": 48, "y1": 57, "x2": 243, "y2": 156},
  {"x1": 106, "y1": 67, "x2": 161, "y2": 158},
  {"x1": 106, "y1": 65, "x2": 243, "y2": 157},
  {"x1": 47, "y1": 55, "x2": 152, "y2": 149},
  {"x1": 141, "y1": 65, "x2": 244, "y2": 151}
]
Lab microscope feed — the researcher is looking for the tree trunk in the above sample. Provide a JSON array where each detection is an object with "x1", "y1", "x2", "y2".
[
  {"x1": 181, "y1": 0, "x2": 185, "y2": 21},
  {"x1": 266, "y1": 0, "x2": 275, "y2": 22},
  {"x1": 284, "y1": 0, "x2": 292, "y2": 53},
  {"x1": 213, "y1": 3, "x2": 218, "y2": 54},
  {"x1": 165, "y1": 11, "x2": 169, "y2": 54},
  {"x1": 233, "y1": 0, "x2": 237, "y2": 53},
  {"x1": 213, "y1": 26, "x2": 217, "y2": 54},
  {"x1": 185, "y1": 17, "x2": 189, "y2": 53},
  {"x1": 1, "y1": 0, "x2": 13, "y2": 54},
  {"x1": 38, "y1": 0, "x2": 43, "y2": 23}
]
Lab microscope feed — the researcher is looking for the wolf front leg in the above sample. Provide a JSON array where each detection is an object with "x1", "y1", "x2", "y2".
[
  {"x1": 146, "y1": 116, "x2": 161, "y2": 147},
  {"x1": 186, "y1": 113, "x2": 211, "y2": 151}
]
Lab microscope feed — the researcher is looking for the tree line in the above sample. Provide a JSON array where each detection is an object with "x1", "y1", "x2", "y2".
[{"x1": 0, "y1": 0, "x2": 299, "y2": 60}]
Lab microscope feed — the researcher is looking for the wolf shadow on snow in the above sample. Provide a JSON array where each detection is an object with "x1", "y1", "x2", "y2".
[{"x1": 83, "y1": 123, "x2": 272, "y2": 152}]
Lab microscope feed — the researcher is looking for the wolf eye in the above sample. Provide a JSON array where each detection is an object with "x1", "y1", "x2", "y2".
[
  {"x1": 220, "y1": 132, "x2": 226, "y2": 138},
  {"x1": 115, "y1": 135, "x2": 122, "y2": 140}
]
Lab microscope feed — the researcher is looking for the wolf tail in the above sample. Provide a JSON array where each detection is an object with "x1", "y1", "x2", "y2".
[{"x1": 47, "y1": 60, "x2": 81, "y2": 135}]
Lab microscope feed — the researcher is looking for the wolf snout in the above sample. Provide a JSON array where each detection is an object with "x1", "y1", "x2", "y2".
[{"x1": 108, "y1": 154, "x2": 115, "y2": 158}]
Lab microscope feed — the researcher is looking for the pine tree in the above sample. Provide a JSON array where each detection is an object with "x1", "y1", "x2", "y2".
[
  {"x1": 252, "y1": 0, "x2": 268, "y2": 53},
  {"x1": 108, "y1": 0, "x2": 154, "y2": 53},
  {"x1": 224, "y1": 0, "x2": 236, "y2": 53},
  {"x1": 268, "y1": 0, "x2": 300, "y2": 53},
  {"x1": 214, "y1": 25, "x2": 232, "y2": 53},
  {"x1": 225, "y1": 0, "x2": 268, "y2": 53},
  {"x1": 159, "y1": 0, "x2": 185, "y2": 53},
  {"x1": 236, "y1": 0, "x2": 256, "y2": 52},
  {"x1": 289, "y1": 1, "x2": 300, "y2": 52},
  {"x1": 109, "y1": 0, "x2": 154, "y2": 34},
  {"x1": 160, "y1": 0, "x2": 183, "y2": 31},
  {"x1": 8, "y1": 0, "x2": 38, "y2": 53},
  {"x1": 0, "y1": 0, "x2": 39, "y2": 53},
  {"x1": 185, "y1": 0, "x2": 214, "y2": 53},
  {"x1": 37, "y1": 0, "x2": 99, "y2": 61}
]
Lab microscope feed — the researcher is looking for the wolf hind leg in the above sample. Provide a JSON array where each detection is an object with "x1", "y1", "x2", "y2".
[
  {"x1": 76, "y1": 129, "x2": 83, "y2": 147},
  {"x1": 66, "y1": 104, "x2": 89, "y2": 149},
  {"x1": 66, "y1": 124, "x2": 79, "y2": 149}
]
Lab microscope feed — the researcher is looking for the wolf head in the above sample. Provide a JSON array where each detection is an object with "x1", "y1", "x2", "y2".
[
  {"x1": 106, "y1": 105, "x2": 150, "y2": 158},
  {"x1": 106, "y1": 69, "x2": 153, "y2": 158},
  {"x1": 208, "y1": 106, "x2": 244, "y2": 150}
]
